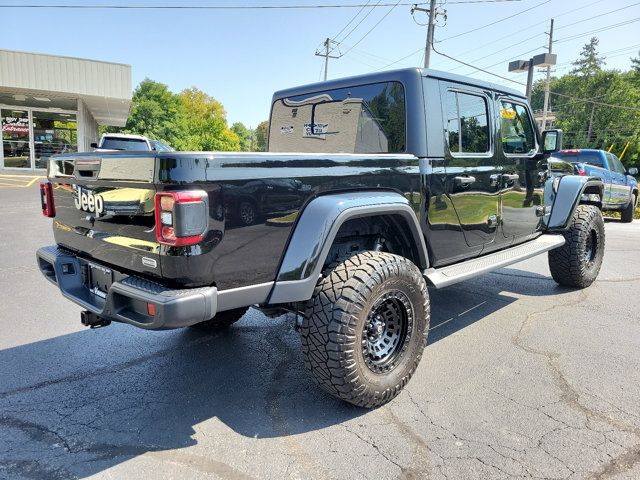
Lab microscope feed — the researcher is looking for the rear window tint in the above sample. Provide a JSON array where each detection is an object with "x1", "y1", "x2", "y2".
[
  {"x1": 269, "y1": 81, "x2": 406, "y2": 154},
  {"x1": 101, "y1": 138, "x2": 150, "y2": 151},
  {"x1": 553, "y1": 151, "x2": 604, "y2": 167}
]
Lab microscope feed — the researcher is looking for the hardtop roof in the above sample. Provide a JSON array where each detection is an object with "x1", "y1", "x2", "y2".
[{"x1": 272, "y1": 67, "x2": 525, "y2": 102}]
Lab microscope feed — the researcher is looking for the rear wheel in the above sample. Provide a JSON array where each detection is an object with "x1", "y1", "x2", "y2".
[
  {"x1": 548, "y1": 205, "x2": 605, "y2": 288},
  {"x1": 239, "y1": 201, "x2": 257, "y2": 226},
  {"x1": 301, "y1": 251, "x2": 430, "y2": 408},
  {"x1": 621, "y1": 193, "x2": 637, "y2": 223},
  {"x1": 190, "y1": 307, "x2": 249, "y2": 331}
]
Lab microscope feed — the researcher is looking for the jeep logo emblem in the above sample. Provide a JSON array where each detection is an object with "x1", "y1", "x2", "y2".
[{"x1": 74, "y1": 185, "x2": 104, "y2": 216}]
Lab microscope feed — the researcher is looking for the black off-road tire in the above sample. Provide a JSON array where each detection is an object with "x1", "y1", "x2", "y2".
[
  {"x1": 301, "y1": 251, "x2": 430, "y2": 408},
  {"x1": 190, "y1": 307, "x2": 249, "y2": 331},
  {"x1": 621, "y1": 194, "x2": 637, "y2": 223},
  {"x1": 548, "y1": 205, "x2": 605, "y2": 288}
]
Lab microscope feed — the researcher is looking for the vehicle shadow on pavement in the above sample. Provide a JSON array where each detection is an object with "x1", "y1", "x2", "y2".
[
  {"x1": 0, "y1": 267, "x2": 574, "y2": 478},
  {"x1": 427, "y1": 267, "x2": 575, "y2": 344}
]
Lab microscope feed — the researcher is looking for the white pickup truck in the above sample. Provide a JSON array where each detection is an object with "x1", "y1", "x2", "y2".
[{"x1": 91, "y1": 133, "x2": 173, "y2": 152}]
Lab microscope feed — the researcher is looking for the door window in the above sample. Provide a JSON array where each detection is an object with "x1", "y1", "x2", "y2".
[
  {"x1": 608, "y1": 153, "x2": 626, "y2": 174},
  {"x1": 446, "y1": 91, "x2": 490, "y2": 154},
  {"x1": 33, "y1": 111, "x2": 77, "y2": 169},
  {"x1": 500, "y1": 101, "x2": 536, "y2": 155}
]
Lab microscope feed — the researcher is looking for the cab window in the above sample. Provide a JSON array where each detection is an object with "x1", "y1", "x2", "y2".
[
  {"x1": 500, "y1": 101, "x2": 536, "y2": 155},
  {"x1": 446, "y1": 91, "x2": 489, "y2": 154}
]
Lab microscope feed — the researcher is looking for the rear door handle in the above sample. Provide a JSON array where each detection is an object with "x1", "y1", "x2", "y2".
[{"x1": 453, "y1": 176, "x2": 476, "y2": 186}]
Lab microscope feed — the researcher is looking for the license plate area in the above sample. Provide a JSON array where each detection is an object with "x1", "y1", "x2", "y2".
[{"x1": 82, "y1": 262, "x2": 113, "y2": 299}]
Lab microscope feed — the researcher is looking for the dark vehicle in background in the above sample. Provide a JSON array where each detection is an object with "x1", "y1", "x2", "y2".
[
  {"x1": 37, "y1": 68, "x2": 606, "y2": 408},
  {"x1": 552, "y1": 149, "x2": 638, "y2": 222},
  {"x1": 224, "y1": 178, "x2": 312, "y2": 226},
  {"x1": 91, "y1": 133, "x2": 174, "y2": 152}
]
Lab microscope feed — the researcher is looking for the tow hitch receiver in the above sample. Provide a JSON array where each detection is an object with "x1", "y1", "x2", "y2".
[{"x1": 81, "y1": 310, "x2": 111, "y2": 329}]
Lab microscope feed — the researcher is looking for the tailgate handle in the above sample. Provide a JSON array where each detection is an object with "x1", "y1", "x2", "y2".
[{"x1": 75, "y1": 159, "x2": 100, "y2": 178}]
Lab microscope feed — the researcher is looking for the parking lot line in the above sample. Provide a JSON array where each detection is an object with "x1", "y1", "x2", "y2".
[{"x1": 0, "y1": 175, "x2": 43, "y2": 188}]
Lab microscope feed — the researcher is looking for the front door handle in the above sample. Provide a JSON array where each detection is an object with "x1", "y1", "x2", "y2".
[
  {"x1": 502, "y1": 173, "x2": 520, "y2": 182},
  {"x1": 453, "y1": 176, "x2": 476, "y2": 186}
]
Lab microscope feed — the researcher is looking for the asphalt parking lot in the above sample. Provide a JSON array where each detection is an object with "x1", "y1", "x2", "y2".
[{"x1": 1, "y1": 172, "x2": 639, "y2": 480}]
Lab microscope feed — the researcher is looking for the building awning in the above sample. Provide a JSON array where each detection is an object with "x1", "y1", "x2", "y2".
[{"x1": 0, "y1": 49, "x2": 131, "y2": 126}]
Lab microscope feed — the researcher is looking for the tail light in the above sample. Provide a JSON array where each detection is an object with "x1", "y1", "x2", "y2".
[
  {"x1": 577, "y1": 167, "x2": 587, "y2": 176},
  {"x1": 39, "y1": 182, "x2": 56, "y2": 218},
  {"x1": 154, "y1": 190, "x2": 208, "y2": 246}
]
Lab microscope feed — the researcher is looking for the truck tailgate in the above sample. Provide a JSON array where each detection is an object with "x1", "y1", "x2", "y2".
[{"x1": 47, "y1": 152, "x2": 160, "y2": 278}]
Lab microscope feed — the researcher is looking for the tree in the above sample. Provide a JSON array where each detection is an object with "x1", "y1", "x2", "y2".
[
  {"x1": 255, "y1": 121, "x2": 269, "y2": 152},
  {"x1": 231, "y1": 122, "x2": 253, "y2": 151},
  {"x1": 175, "y1": 87, "x2": 240, "y2": 152},
  {"x1": 632, "y1": 50, "x2": 640, "y2": 72},
  {"x1": 571, "y1": 37, "x2": 605, "y2": 77},
  {"x1": 102, "y1": 78, "x2": 185, "y2": 146}
]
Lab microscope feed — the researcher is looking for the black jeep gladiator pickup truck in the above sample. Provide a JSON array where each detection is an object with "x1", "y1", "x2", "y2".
[{"x1": 37, "y1": 68, "x2": 606, "y2": 408}]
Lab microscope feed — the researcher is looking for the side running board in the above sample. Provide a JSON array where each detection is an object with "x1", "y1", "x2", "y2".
[{"x1": 424, "y1": 234, "x2": 565, "y2": 289}]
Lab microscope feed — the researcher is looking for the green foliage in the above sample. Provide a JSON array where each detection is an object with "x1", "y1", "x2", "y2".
[
  {"x1": 103, "y1": 78, "x2": 240, "y2": 152},
  {"x1": 571, "y1": 37, "x2": 605, "y2": 77},
  {"x1": 176, "y1": 88, "x2": 239, "y2": 151},
  {"x1": 255, "y1": 121, "x2": 269, "y2": 152},
  {"x1": 531, "y1": 38, "x2": 640, "y2": 172},
  {"x1": 231, "y1": 122, "x2": 254, "y2": 151}
]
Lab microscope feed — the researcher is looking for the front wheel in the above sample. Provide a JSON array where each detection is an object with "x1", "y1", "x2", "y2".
[
  {"x1": 548, "y1": 205, "x2": 605, "y2": 288},
  {"x1": 621, "y1": 194, "x2": 637, "y2": 223},
  {"x1": 300, "y1": 251, "x2": 430, "y2": 408}
]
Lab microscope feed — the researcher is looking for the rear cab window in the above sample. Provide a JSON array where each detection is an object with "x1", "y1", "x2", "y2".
[
  {"x1": 553, "y1": 151, "x2": 604, "y2": 168},
  {"x1": 268, "y1": 81, "x2": 406, "y2": 153},
  {"x1": 101, "y1": 138, "x2": 150, "y2": 151},
  {"x1": 445, "y1": 91, "x2": 490, "y2": 155}
]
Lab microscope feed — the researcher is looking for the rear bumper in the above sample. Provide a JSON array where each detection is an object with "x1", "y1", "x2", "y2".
[{"x1": 36, "y1": 245, "x2": 217, "y2": 330}]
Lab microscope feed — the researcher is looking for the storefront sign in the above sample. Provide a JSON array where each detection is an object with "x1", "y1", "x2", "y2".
[{"x1": 2, "y1": 116, "x2": 29, "y2": 135}]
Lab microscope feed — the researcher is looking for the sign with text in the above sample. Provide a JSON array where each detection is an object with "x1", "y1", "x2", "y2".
[
  {"x1": 2, "y1": 116, "x2": 29, "y2": 135},
  {"x1": 303, "y1": 122, "x2": 328, "y2": 139}
]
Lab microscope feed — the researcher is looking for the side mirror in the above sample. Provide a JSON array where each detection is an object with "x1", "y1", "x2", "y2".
[
  {"x1": 629, "y1": 167, "x2": 638, "y2": 176},
  {"x1": 90, "y1": 142, "x2": 98, "y2": 148},
  {"x1": 541, "y1": 129, "x2": 562, "y2": 154}
]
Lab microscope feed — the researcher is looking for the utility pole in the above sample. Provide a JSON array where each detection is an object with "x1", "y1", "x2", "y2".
[
  {"x1": 541, "y1": 18, "x2": 554, "y2": 130},
  {"x1": 412, "y1": 0, "x2": 443, "y2": 68},
  {"x1": 315, "y1": 38, "x2": 340, "y2": 81}
]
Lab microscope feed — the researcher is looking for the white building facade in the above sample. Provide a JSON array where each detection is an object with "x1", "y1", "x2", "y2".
[{"x1": 0, "y1": 50, "x2": 131, "y2": 170}]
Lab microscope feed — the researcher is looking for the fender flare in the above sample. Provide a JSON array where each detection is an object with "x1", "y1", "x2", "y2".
[
  {"x1": 268, "y1": 191, "x2": 427, "y2": 304},
  {"x1": 545, "y1": 175, "x2": 604, "y2": 231}
]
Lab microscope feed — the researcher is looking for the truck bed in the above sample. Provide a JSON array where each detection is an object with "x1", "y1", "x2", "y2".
[{"x1": 47, "y1": 151, "x2": 420, "y2": 290}]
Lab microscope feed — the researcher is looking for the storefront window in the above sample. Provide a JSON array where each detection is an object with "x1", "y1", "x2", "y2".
[
  {"x1": 33, "y1": 111, "x2": 77, "y2": 169},
  {"x1": 1, "y1": 109, "x2": 31, "y2": 168}
]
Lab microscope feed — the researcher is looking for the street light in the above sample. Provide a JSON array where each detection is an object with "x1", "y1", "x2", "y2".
[{"x1": 508, "y1": 52, "x2": 557, "y2": 103}]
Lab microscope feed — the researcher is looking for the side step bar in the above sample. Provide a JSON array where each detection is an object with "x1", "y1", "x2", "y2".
[{"x1": 424, "y1": 234, "x2": 565, "y2": 289}]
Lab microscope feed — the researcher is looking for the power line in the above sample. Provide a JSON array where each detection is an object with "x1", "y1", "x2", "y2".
[
  {"x1": 335, "y1": 0, "x2": 381, "y2": 45},
  {"x1": 431, "y1": 45, "x2": 526, "y2": 85},
  {"x1": 555, "y1": 18, "x2": 640, "y2": 44},
  {"x1": 0, "y1": 0, "x2": 523, "y2": 7},
  {"x1": 339, "y1": 0, "x2": 402, "y2": 57},
  {"x1": 554, "y1": 2, "x2": 640, "y2": 32},
  {"x1": 549, "y1": 92, "x2": 640, "y2": 112},
  {"x1": 0, "y1": 2, "x2": 424, "y2": 9},
  {"x1": 430, "y1": 48, "x2": 640, "y2": 114},
  {"x1": 332, "y1": 1, "x2": 372, "y2": 41},
  {"x1": 436, "y1": 0, "x2": 551, "y2": 43},
  {"x1": 428, "y1": 0, "x2": 601, "y2": 69}
]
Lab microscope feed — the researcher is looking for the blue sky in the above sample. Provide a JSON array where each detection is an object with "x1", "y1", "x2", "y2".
[{"x1": 1, "y1": 0, "x2": 639, "y2": 127}]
